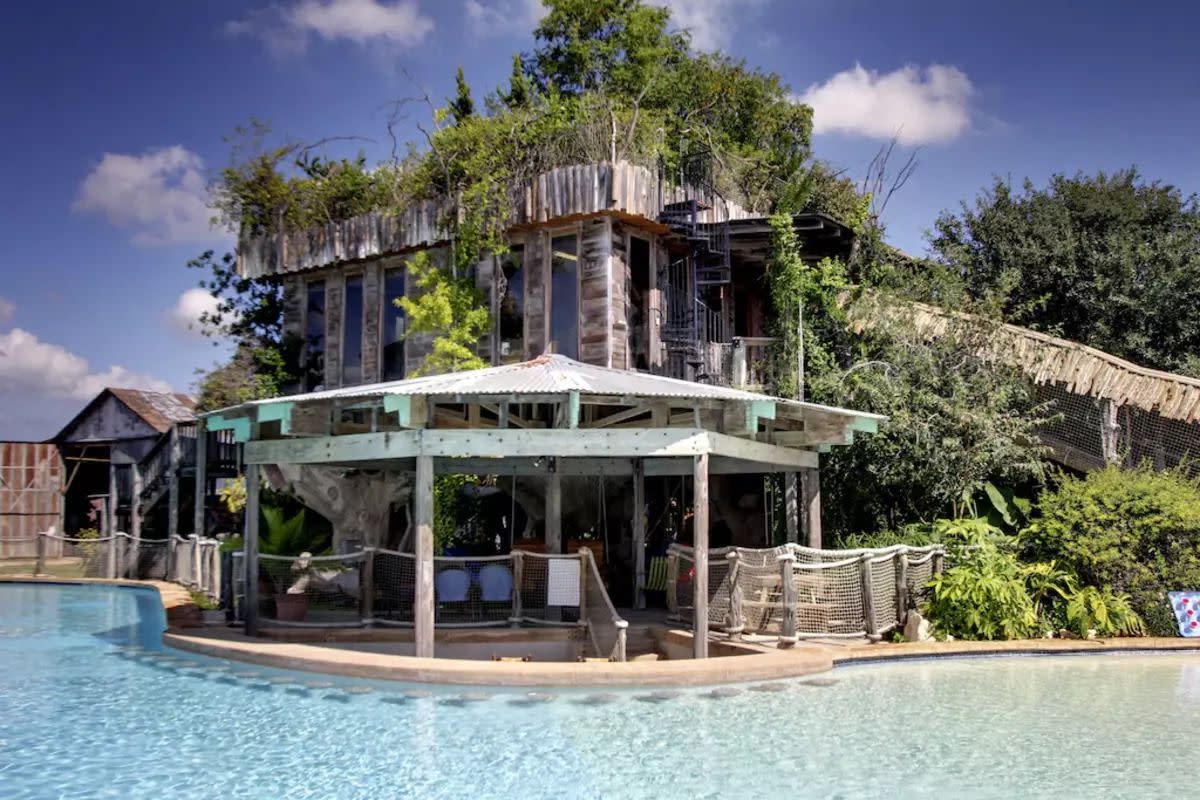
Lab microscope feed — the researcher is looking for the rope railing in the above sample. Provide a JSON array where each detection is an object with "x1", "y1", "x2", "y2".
[
  {"x1": 668, "y1": 542, "x2": 945, "y2": 641},
  {"x1": 242, "y1": 545, "x2": 628, "y2": 661}
]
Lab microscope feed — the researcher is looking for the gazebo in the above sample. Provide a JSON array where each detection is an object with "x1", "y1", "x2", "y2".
[{"x1": 201, "y1": 355, "x2": 883, "y2": 659}]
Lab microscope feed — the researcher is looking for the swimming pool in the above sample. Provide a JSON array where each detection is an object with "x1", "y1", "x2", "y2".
[{"x1": 2, "y1": 582, "x2": 1198, "y2": 799}]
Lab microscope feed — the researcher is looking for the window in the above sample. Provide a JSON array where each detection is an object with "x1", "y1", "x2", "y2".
[
  {"x1": 381, "y1": 267, "x2": 406, "y2": 380},
  {"x1": 629, "y1": 237, "x2": 651, "y2": 370},
  {"x1": 304, "y1": 281, "x2": 326, "y2": 391},
  {"x1": 498, "y1": 246, "x2": 525, "y2": 363},
  {"x1": 342, "y1": 275, "x2": 364, "y2": 385},
  {"x1": 549, "y1": 233, "x2": 578, "y2": 359}
]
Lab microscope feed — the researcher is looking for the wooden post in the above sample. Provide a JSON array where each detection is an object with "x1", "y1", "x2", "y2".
[
  {"x1": 107, "y1": 461, "x2": 118, "y2": 543},
  {"x1": 360, "y1": 547, "x2": 375, "y2": 625},
  {"x1": 545, "y1": 460, "x2": 562, "y2": 555},
  {"x1": 784, "y1": 472, "x2": 799, "y2": 544},
  {"x1": 509, "y1": 550, "x2": 524, "y2": 625},
  {"x1": 1100, "y1": 398, "x2": 1121, "y2": 465},
  {"x1": 932, "y1": 548, "x2": 946, "y2": 576},
  {"x1": 35, "y1": 531, "x2": 46, "y2": 576},
  {"x1": 665, "y1": 550, "x2": 679, "y2": 619},
  {"x1": 802, "y1": 468, "x2": 822, "y2": 549},
  {"x1": 778, "y1": 551, "x2": 797, "y2": 646},
  {"x1": 859, "y1": 552, "x2": 879, "y2": 641},
  {"x1": 731, "y1": 340, "x2": 748, "y2": 388},
  {"x1": 167, "y1": 426, "x2": 181, "y2": 540},
  {"x1": 243, "y1": 462, "x2": 261, "y2": 636},
  {"x1": 633, "y1": 459, "x2": 647, "y2": 610},
  {"x1": 414, "y1": 454, "x2": 435, "y2": 658},
  {"x1": 193, "y1": 421, "x2": 207, "y2": 538},
  {"x1": 692, "y1": 453, "x2": 710, "y2": 659},
  {"x1": 578, "y1": 547, "x2": 590, "y2": 623},
  {"x1": 130, "y1": 463, "x2": 143, "y2": 542},
  {"x1": 724, "y1": 550, "x2": 744, "y2": 638},
  {"x1": 895, "y1": 548, "x2": 910, "y2": 627}
]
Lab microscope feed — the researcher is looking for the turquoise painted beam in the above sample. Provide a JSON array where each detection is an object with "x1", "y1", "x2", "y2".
[
  {"x1": 206, "y1": 414, "x2": 253, "y2": 443},
  {"x1": 256, "y1": 401, "x2": 295, "y2": 435},
  {"x1": 383, "y1": 395, "x2": 414, "y2": 427}
]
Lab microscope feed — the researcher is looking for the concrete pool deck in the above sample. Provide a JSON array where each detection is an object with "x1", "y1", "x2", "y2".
[{"x1": 6, "y1": 576, "x2": 1200, "y2": 686}]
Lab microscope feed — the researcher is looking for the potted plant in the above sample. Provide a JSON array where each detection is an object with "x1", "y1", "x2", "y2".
[{"x1": 189, "y1": 589, "x2": 225, "y2": 625}]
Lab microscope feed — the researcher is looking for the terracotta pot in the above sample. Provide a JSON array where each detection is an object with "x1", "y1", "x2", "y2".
[{"x1": 275, "y1": 593, "x2": 308, "y2": 622}]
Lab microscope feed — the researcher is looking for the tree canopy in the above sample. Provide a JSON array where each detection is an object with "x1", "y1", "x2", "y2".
[{"x1": 929, "y1": 168, "x2": 1200, "y2": 375}]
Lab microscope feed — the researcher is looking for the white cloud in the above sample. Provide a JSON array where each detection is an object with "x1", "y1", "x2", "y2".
[
  {"x1": 73, "y1": 146, "x2": 217, "y2": 246},
  {"x1": 229, "y1": 0, "x2": 435, "y2": 56},
  {"x1": 654, "y1": 0, "x2": 762, "y2": 52},
  {"x1": 799, "y1": 63, "x2": 975, "y2": 146},
  {"x1": 0, "y1": 297, "x2": 13, "y2": 326},
  {"x1": 0, "y1": 328, "x2": 172, "y2": 401},
  {"x1": 168, "y1": 289, "x2": 222, "y2": 338},
  {"x1": 464, "y1": 0, "x2": 543, "y2": 38}
]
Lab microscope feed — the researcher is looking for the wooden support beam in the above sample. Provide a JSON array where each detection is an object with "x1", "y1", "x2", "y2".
[
  {"x1": 784, "y1": 472, "x2": 799, "y2": 544},
  {"x1": 802, "y1": 468, "x2": 822, "y2": 549},
  {"x1": 167, "y1": 426, "x2": 181, "y2": 541},
  {"x1": 633, "y1": 458, "x2": 646, "y2": 610},
  {"x1": 545, "y1": 460, "x2": 562, "y2": 555},
  {"x1": 130, "y1": 463, "x2": 142, "y2": 540},
  {"x1": 706, "y1": 431, "x2": 819, "y2": 469},
  {"x1": 243, "y1": 462, "x2": 261, "y2": 636},
  {"x1": 193, "y1": 421, "x2": 207, "y2": 537},
  {"x1": 107, "y1": 462, "x2": 118, "y2": 537},
  {"x1": 413, "y1": 454, "x2": 435, "y2": 658},
  {"x1": 206, "y1": 413, "x2": 253, "y2": 443},
  {"x1": 693, "y1": 452, "x2": 710, "y2": 659}
]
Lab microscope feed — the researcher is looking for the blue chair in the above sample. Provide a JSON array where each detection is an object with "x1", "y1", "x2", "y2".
[
  {"x1": 478, "y1": 564, "x2": 514, "y2": 603},
  {"x1": 435, "y1": 568, "x2": 470, "y2": 602}
]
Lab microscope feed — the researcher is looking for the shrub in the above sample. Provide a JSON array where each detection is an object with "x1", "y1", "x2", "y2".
[
  {"x1": 1022, "y1": 466, "x2": 1200, "y2": 635},
  {"x1": 924, "y1": 542, "x2": 1037, "y2": 640},
  {"x1": 1066, "y1": 586, "x2": 1145, "y2": 637}
]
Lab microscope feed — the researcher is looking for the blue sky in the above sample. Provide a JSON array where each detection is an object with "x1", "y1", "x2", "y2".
[{"x1": 1, "y1": 0, "x2": 1198, "y2": 440}]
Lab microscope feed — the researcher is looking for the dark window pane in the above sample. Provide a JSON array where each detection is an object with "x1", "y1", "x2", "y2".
[
  {"x1": 304, "y1": 281, "x2": 325, "y2": 391},
  {"x1": 550, "y1": 234, "x2": 578, "y2": 359},
  {"x1": 498, "y1": 246, "x2": 524, "y2": 363},
  {"x1": 382, "y1": 268, "x2": 406, "y2": 380},
  {"x1": 629, "y1": 237, "x2": 650, "y2": 370},
  {"x1": 342, "y1": 276, "x2": 364, "y2": 385}
]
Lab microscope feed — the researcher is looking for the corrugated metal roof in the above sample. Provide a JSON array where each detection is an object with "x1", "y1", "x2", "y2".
[
  {"x1": 109, "y1": 389, "x2": 196, "y2": 432},
  {"x1": 227, "y1": 355, "x2": 883, "y2": 422}
]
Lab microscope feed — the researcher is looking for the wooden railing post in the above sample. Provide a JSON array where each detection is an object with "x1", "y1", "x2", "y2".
[
  {"x1": 665, "y1": 550, "x2": 680, "y2": 619},
  {"x1": 777, "y1": 551, "x2": 798, "y2": 646},
  {"x1": 895, "y1": 548, "x2": 910, "y2": 627},
  {"x1": 615, "y1": 620, "x2": 628, "y2": 663},
  {"x1": 509, "y1": 550, "x2": 524, "y2": 626},
  {"x1": 932, "y1": 548, "x2": 946, "y2": 576},
  {"x1": 105, "y1": 533, "x2": 117, "y2": 580},
  {"x1": 577, "y1": 548, "x2": 590, "y2": 623},
  {"x1": 724, "y1": 550, "x2": 745, "y2": 638},
  {"x1": 35, "y1": 532, "x2": 46, "y2": 576},
  {"x1": 190, "y1": 534, "x2": 201, "y2": 587},
  {"x1": 859, "y1": 552, "x2": 879, "y2": 641},
  {"x1": 360, "y1": 547, "x2": 375, "y2": 625}
]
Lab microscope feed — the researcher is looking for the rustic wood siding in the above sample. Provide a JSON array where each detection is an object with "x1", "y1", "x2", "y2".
[
  {"x1": 239, "y1": 161, "x2": 756, "y2": 279},
  {"x1": 652, "y1": 241, "x2": 669, "y2": 371},
  {"x1": 609, "y1": 221, "x2": 630, "y2": 369},
  {"x1": 524, "y1": 232, "x2": 548, "y2": 358},
  {"x1": 324, "y1": 273, "x2": 344, "y2": 388},
  {"x1": 361, "y1": 261, "x2": 382, "y2": 383},
  {"x1": 578, "y1": 218, "x2": 611, "y2": 366},
  {"x1": 1, "y1": 442, "x2": 63, "y2": 557}
]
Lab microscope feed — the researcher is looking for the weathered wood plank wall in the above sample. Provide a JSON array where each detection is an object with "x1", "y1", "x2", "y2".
[
  {"x1": 0, "y1": 442, "x2": 63, "y2": 558},
  {"x1": 324, "y1": 274, "x2": 344, "y2": 387},
  {"x1": 524, "y1": 232, "x2": 548, "y2": 358},
  {"x1": 239, "y1": 161, "x2": 755, "y2": 279},
  {"x1": 579, "y1": 219, "x2": 611, "y2": 366},
  {"x1": 610, "y1": 221, "x2": 631, "y2": 369},
  {"x1": 361, "y1": 262, "x2": 382, "y2": 383}
]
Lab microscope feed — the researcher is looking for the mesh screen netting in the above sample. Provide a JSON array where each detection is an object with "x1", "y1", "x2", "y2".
[
  {"x1": 1035, "y1": 383, "x2": 1200, "y2": 476},
  {"x1": 670, "y1": 543, "x2": 944, "y2": 639},
  {"x1": 259, "y1": 551, "x2": 367, "y2": 627}
]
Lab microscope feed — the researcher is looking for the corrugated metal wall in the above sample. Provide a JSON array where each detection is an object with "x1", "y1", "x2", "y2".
[{"x1": 0, "y1": 442, "x2": 63, "y2": 558}]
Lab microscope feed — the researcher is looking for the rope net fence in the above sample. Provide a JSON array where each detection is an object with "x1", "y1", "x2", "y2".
[
  {"x1": 669, "y1": 542, "x2": 945, "y2": 640},
  {"x1": 245, "y1": 546, "x2": 628, "y2": 659}
]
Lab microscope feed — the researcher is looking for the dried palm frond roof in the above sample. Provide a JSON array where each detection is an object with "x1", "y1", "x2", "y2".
[{"x1": 847, "y1": 294, "x2": 1200, "y2": 423}]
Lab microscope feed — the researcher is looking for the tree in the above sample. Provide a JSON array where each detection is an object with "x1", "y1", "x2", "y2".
[
  {"x1": 448, "y1": 66, "x2": 475, "y2": 124},
  {"x1": 930, "y1": 169, "x2": 1200, "y2": 375},
  {"x1": 395, "y1": 251, "x2": 491, "y2": 375},
  {"x1": 809, "y1": 304, "x2": 1052, "y2": 538}
]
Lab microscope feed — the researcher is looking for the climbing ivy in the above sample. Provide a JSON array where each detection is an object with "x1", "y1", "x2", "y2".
[{"x1": 395, "y1": 250, "x2": 491, "y2": 376}]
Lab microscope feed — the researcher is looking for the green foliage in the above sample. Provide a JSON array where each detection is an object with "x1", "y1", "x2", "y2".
[
  {"x1": 188, "y1": 589, "x2": 220, "y2": 611},
  {"x1": 434, "y1": 475, "x2": 482, "y2": 554},
  {"x1": 924, "y1": 539, "x2": 1038, "y2": 641},
  {"x1": 396, "y1": 251, "x2": 491, "y2": 375},
  {"x1": 1022, "y1": 465, "x2": 1200, "y2": 635},
  {"x1": 259, "y1": 507, "x2": 329, "y2": 556},
  {"x1": 810, "y1": 308, "x2": 1051, "y2": 537},
  {"x1": 449, "y1": 66, "x2": 475, "y2": 124},
  {"x1": 1065, "y1": 585, "x2": 1145, "y2": 638},
  {"x1": 930, "y1": 168, "x2": 1200, "y2": 375},
  {"x1": 218, "y1": 476, "x2": 248, "y2": 515}
]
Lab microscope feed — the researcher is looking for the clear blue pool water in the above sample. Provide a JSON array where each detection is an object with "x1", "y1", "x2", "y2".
[{"x1": 3, "y1": 582, "x2": 1200, "y2": 799}]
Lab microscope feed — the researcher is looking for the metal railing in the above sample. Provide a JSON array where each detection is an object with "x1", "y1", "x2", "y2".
[
  {"x1": 668, "y1": 542, "x2": 945, "y2": 641},
  {"x1": 243, "y1": 546, "x2": 628, "y2": 660}
]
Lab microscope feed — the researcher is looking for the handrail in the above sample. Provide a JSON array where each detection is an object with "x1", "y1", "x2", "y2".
[{"x1": 580, "y1": 548, "x2": 629, "y2": 662}]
